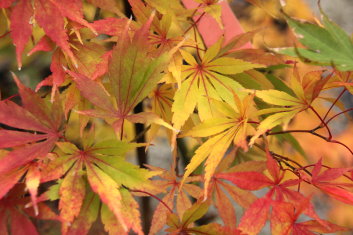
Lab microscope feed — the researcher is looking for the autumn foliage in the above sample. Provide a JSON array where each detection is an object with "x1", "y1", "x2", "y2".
[{"x1": 1, "y1": 0, "x2": 353, "y2": 234}]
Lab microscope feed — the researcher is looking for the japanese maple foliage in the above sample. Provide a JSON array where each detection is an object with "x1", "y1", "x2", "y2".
[{"x1": 1, "y1": 0, "x2": 353, "y2": 234}]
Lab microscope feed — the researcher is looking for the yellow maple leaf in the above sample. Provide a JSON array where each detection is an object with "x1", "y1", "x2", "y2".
[
  {"x1": 181, "y1": 93, "x2": 258, "y2": 197},
  {"x1": 172, "y1": 38, "x2": 263, "y2": 131}
]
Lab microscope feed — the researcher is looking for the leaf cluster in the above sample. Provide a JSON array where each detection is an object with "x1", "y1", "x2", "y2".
[{"x1": 1, "y1": 0, "x2": 353, "y2": 234}]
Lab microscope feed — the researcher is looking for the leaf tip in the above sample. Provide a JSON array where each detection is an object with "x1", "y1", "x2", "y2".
[
  {"x1": 24, "y1": 202, "x2": 31, "y2": 209},
  {"x1": 34, "y1": 205, "x2": 39, "y2": 216}
]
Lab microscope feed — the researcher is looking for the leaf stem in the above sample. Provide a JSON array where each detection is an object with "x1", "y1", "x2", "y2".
[
  {"x1": 129, "y1": 189, "x2": 173, "y2": 214},
  {"x1": 267, "y1": 129, "x2": 312, "y2": 135},
  {"x1": 0, "y1": 31, "x2": 10, "y2": 39},
  {"x1": 182, "y1": 6, "x2": 204, "y2": 36},
  {"x1": 2, "y1": 93, "x2": 19, "y2": 101}
]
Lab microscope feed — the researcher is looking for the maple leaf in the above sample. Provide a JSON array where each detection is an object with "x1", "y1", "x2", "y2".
[
  {"x1": 311, "y1": 158, "x2": 353, "y2": 205},
  {"x1": 69, "y1": 36, "x2": 109, "y2": 80},
  {"x1": 53, "y1": 134, "x2": 157, "y2": 234},
  {"x1": 91, "y1": 18, "x2": 129, "y2": 36},
  {"x1": 249, "y1": 89, "x2": 304, "y2": 144},
  {"x1": 289, "y1": 68, "x2": 332, "y2": 105},
  {"x1": 66, "y1": 192, "x2": 100, "y2": 235},
  {"x1": 34, "y1": 26, "x2": 112, "y2": 99},
  {"x1": 328, "y1": 70, "x2": 353, "y2": 94},
  {"x1": 213, "y1": 29, "x2": 284, "y2": 66},
  {"x1": 58, "y1": 159, "x2": 86, "y2": 226},
  {"x1": 6, "y1": 0, "x2": 99, "y2": 70},
  {"x1": 182, "y1": 0, "x2": 248, "y2": 48},
  {"x1": 148, "y1": 84, "x2": 175, "y2": 141},
  {"x1": 187, "y1": 0, "x2": 224, "y2": 30},
  {"x1": 0, "y1": 185, "x2": 39, "y2": 235},
  {"x1": 165, "y1": 201, "x2": 226, "y2": 235},
  {"x1": 66, "y1": 14, "x2": 175, "y2": 139},
  {"x1": 48, "y1": 0, "x2": 97, "y2": 35},
  {"x1": 87, "y1": 0, "x2": 125, "y2": 18},
  {"x1": 107, "y1": 14, "x2": 170, "y2": 118},
  {"x1": 9, "y1": 0, "x2": 33, "y2": 70},
  {"x1": 250, "y1": 66, "x2": 334, "y2": 146},
  {"x1": 271, "y1": 199, "x2": 347, "y2": 235},
  {"x1": 101, "y1": 188, "x2": 142, "y2": 235},
  {"x1": 27, "y1": 36, "x2": 55, "y2": 56},
  {"x1": 34, "y1": 0, "x2": 77, "y2": 66},
  {"x1": 0, "y1": 0, "x2": 15, "y2": 8},
  {"x1": 147, "y1": 165, "x2": 203, "y2": 235},
  {"x1": 0, "y1": 74, "x2": 64, "y2": 210},
  {"x1": 216, "y1": 152, "x2": 327, "y2": 234},
  {"x1": 280, "y1": 12, "x2": 353, "y2": 71},
  {"x1": 35, "y1": 49, "x2": 67, "y2": 100},
  {"x1": 146, "y1": 13, "x2": 187, "y2": 86},
  {"x1": 172, "y1": 38, "x2": 262, "y2": 131},
  {"x1": 207, "y1": 154, "x2": 261, "y2": 229},
  {"x1": 143, "y1": 0, "x2": 191, "y2": 21},
  {"x1": 0, "y1": 164, "x2": 26, "y2": 200},
  {"x1": 181, "y1": 93, "x2": 258, "y2": 196},
  {"x1": 217, "y1": 151, "x2": 303, "y2": 202},
  {"x1": 0, "y1": 184, "x2": 58, "y2": 235},
  {"x1": 129, "y1": 0, "x2": 190, "y2": 41}
]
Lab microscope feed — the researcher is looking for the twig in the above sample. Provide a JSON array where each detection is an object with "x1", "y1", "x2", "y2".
[
  {"x1": 325, "y1": 107, "x2": 353, "y2": 125},
  {"x1": 322, "y1": 87, "x2": 346, "y2": 121},
  {"x1": 268, "y1": 129, "x2": 353, "y2": 155},
  {"x1": 309, "y1": 105, "x2": 332, "y2": 140}
]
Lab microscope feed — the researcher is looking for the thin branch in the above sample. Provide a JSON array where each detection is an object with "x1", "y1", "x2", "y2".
[
  {"x1": 268, "y1": 128, "x2": 353, "y2": 156},
  {"x1": 180, "y1": 45, "x2": 207, "y2": 51},
  {"x1": 325, "y1": 107, "x2": 353, "y2": 125},
  {"x1": 309, "y1": 105, "x2": 332, "y2": 140},
  {"x1": 267, "y1": 129, "x2": 313, "y2": 135},
  {"x1": 329, "y1": 139, "x2": 353, "y2": 155},
  {"x1": 193, "y1": 26, "x2": 202, "y2": 61},
  {"x1": 133, "y1": 102, "x2": 151, "y2": 234},
  {"x1": 253, "y1": 143, "x2": 312, "y2": 176},
  {"x1": 322, "y1": 87, "x2": 346, "y2": 121}
]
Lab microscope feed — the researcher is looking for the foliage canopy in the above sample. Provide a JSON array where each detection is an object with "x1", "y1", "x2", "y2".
[{"x1": 1, "y1": 0, "x2": 353, "y2": 234}]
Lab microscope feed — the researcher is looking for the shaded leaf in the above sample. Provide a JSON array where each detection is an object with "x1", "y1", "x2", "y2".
[{"x1": 280, "y1": 16, "x2": 353, "y2": 71}]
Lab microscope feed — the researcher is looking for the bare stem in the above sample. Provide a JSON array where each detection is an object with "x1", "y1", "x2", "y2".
[{"x1": 2, "y1": 93, "x2": 19, "y2": 101}]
